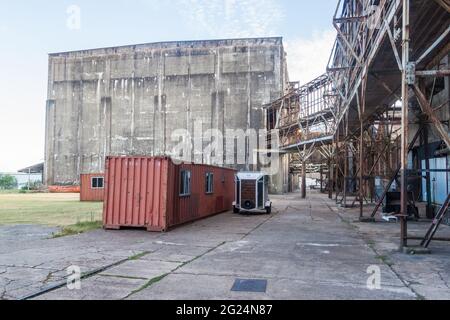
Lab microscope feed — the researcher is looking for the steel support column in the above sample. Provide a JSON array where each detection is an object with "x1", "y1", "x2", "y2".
[
  {"x1": 359, "y1": 120, "x2": 364, "y2": 218},
  {"x1": 301, "y1": 159, "x2": 307, "y2": 199},
  {"x1": 400, "y1": 0, "x2": 410, "y2": 250},
  {"x1": 328, "y1": 160, "x2": 333, "y2": 199}
]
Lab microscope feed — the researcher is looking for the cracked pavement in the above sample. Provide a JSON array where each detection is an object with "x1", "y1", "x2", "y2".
[{"x1": 1, "y1": 191, "x2": 449, "y2": 300}]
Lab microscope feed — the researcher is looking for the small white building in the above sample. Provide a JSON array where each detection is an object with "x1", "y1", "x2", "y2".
[
  {"x1": 0, "y1": 163, "x2": 45, "y2": 190},
  {"x1": 0, "y1": 172, "x2": 42, "y2": 190},
  {"x1": 16, "y1": 173, "x2": 42, "y2": 189}
]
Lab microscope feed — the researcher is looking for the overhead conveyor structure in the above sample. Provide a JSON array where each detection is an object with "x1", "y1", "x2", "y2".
[{"x1": 266, "y1": 0, "x2": 450, "y2": 249}]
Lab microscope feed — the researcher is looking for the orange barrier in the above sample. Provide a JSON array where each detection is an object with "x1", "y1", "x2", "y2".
[{"x1": 48, "y1": 186, "x2": 80, "y2": 193}]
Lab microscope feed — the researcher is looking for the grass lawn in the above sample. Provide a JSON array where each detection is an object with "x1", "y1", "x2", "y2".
[
  {"x1": 0, "y1": 193, "x2": 103, "y2": 227},
  {"x1": 53, "y1": 221, "x2": 103, "y2": 238},
  {"x1": 0, "y1": 190, "x2": 30, "y2": 194}
]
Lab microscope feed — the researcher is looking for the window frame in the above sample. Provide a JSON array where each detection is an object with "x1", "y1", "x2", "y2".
[
  {"x1": 91, "y1": 177, "x2": 104, "y2": 189},
  {"x1": 180, "y1": 170, "x2": 191, "y2": 197},
  {"x1": 205, "y1": 172, "x2": 214, "y2": 194}
]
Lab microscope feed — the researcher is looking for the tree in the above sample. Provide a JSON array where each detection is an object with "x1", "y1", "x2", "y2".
[{"x1": 0, "y1": 175, "x2": 18, "y2": 190}]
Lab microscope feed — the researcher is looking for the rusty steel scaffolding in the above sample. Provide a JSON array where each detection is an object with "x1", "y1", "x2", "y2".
[
  {"x1": 267, "y1": 0, "x2": 450, "y2": 250},
  {"x1": 328, "y1": 0, "x2": 450, "y2": 249},
  {"x1": 266, "y1": 74, "x2": 338, "y2": 198}
]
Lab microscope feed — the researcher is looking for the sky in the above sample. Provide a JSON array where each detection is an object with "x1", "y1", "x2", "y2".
[{"x1": 0, "y1": 0, "x2": 337, "y2": 172}]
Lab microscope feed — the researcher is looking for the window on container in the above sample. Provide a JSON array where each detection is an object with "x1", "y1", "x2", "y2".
[
  {"x1": 205, "y1": 173, "x2": 214, "y2": 194},
  {"x1": 180, "y1": 170, "x2": 191, "y2": 196},
  {"x1": 91, "y1": 177, "x2": 104, "y2": 189}
]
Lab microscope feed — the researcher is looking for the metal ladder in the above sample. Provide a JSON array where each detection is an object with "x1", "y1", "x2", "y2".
[{"x1": 421, "y1": 193, "x2": 450, "y2": 249}]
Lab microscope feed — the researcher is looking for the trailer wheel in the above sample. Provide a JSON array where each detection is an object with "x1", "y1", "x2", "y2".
[
  {"x1": 233, "y1": 206, "x2": 240, "y2": 214},
  {"x1": 265, "y1": 206, "x2": 272, "y2": 215}
]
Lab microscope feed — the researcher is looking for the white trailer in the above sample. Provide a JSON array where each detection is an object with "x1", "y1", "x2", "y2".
[{"x1": 233, "y1": 172, "x2": 272, "y2": 214}]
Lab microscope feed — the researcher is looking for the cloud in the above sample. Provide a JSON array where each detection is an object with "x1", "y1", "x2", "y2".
[
  {"x1": 176, "y1": 0, "x2": 284, "y2": 38},
  {"x1": 284, "y1": 29, "x2": 336, "y2": 84}
]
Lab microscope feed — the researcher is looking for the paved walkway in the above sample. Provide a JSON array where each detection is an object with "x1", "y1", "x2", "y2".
[{"x1": 1, "y1": 191, "x2": 449, "y2": 300}]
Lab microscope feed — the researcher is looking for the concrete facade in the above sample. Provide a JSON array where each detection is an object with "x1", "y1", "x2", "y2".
[{"x1": 45, "y1": 38, "x2": 287, "y2": 186}]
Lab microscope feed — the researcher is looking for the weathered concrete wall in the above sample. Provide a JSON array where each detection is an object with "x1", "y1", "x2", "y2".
[{"x1": 45, "y1": 38, "x2": 286, "y2": 185}]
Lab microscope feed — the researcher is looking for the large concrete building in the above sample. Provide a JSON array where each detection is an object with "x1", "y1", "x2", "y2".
[{"x1": 45, "y1": 37, "x2": 287, "y2": 189}]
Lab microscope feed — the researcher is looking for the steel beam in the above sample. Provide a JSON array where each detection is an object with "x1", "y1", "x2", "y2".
[
  {"x1": 416, "y1": 24, "x2": 450, "y2": 65},
  {"x1": 416, "y1": 69, "x2": 450, "y2": 77},
  {"x1": 413, "y1": 84, "x2": 450, "y2": 150},
  {"x1": 433, "y1": 0, "x2": 450, "y2": 13}
]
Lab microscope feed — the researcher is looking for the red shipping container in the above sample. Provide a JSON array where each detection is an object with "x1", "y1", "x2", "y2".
[
  {"x1": 80, "y1": 174, "x2": 105, "y2": 202},
  {"x1": 103, "y1": 157, "x2": 236, "y2": 232}
]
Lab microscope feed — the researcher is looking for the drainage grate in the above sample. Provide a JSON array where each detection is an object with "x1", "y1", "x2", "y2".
[{"x1": 231, "y1": 279, "x2": 267, "y2": 293}]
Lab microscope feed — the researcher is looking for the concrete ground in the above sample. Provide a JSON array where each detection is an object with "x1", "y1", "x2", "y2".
[{"x1": 1, "y1": 191, "x2": 449, "y2": 300}]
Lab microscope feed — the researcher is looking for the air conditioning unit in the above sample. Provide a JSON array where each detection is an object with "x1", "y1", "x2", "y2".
[{"x1": 233, "y1": 172, "x2": 272, "y2": 214}]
